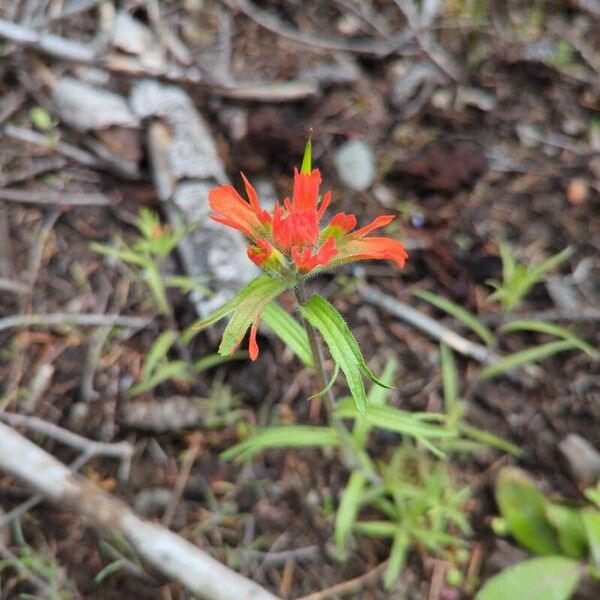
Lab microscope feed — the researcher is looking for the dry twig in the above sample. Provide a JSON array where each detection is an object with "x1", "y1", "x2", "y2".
[
  {"x1": 0, "y1": 421, "x2": 279, "y2": 600},
  {"x1": 0, "y1": 312, "x2": 152, "y2": 333}
]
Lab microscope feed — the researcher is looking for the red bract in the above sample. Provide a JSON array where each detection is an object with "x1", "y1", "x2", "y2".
[{"x1": 209, "y1": 168, "x2": 408, "y2": 278}]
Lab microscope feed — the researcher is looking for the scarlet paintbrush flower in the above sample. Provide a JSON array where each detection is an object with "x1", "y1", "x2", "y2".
[
  {"x1": 209, "y1": 166, "x2": 408, "y2": 278},
  {"x1": 205, "y1": 141, "x2": 408, "y2": 359}
]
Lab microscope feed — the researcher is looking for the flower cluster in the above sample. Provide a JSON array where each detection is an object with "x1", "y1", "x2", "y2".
[{"x1": 209, "y1": 166, "x2": 408, "y2": 280}]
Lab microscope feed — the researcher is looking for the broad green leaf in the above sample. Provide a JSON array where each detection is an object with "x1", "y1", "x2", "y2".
[
  {"x1": 584, "y1": 484, "x2": 600, "y2": 509},
  {"x1": 221, "y1": 426, "x2": 339, "y2": 461},
  {"x1": 335, "y1": 471, "x2": 366, "y2": 561},
  {"x1": 182, "y1": 275, "x2": 287, "y2": 343},
  {"x1": 300, "y1": 295, "x2": 389, "y2": 415},
  {"x1": 545, "y1": 504, "x2": 588, "y2": 559},
  {"x1": 475, "y1": 556, "x2": 583, "y2": 600},
  {"x1": 581, "y1": 508, "x2": 600, "y2": 567},
  {"x1": 413, "y1": 289, "x2": 496, "y2": 347},
  {"x1": 500, "y1": 320, "x2": 598, "y2": 358},
  {"x1": 479, "y1": 340, "x2": 575, "y2": 379},
  {"x1": 142, "y1": 330, "x2": 178, "y2": 378},
  {"x1": 193, "y1": 351, "x2": 248, "y2": 372},
  {"x1": 384, "y1": 529, "x2": 409, "y2": 590},
  {"x1": 219, "y1": 280, "x2": 289, "y2": 357},
  {"x1": 261, "y1": 302, "x2": 313, "y2": 367},
  {"x1": 440, "y1": 342, "x2": 459, "y2": 414},
  {"x1": 128, "y1": 361, "x2": 191, "y2": 396},
  {"x1": 495, "y1": 467, "x2": 561, "y2": 555},
  {"x1": 352, "y1": 357, "x2": 397, "y2": 450}
]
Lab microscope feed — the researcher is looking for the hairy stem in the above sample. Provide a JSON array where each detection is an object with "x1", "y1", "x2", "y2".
[{"x1": 294, "y1": 286, "x2": 378, "y2": 482}]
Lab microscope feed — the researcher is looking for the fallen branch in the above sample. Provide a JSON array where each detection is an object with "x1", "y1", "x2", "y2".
[
  {"x1": 359, "y1": 284, "x2": 498, "y2": 364},
  {"x1": 0, "y1": 421, "x2": 279, "y2": 600},
  {"x1": 0, "y1": 312, "x2": 152, "y2": 333}
]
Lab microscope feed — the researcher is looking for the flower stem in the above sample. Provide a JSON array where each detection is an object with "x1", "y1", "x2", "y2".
[{"x1": 294, "y1": 286, "x2": 378, "y2": 483}]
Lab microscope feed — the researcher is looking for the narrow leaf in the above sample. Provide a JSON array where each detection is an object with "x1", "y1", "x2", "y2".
[
  {"x1": 142, "y1": 330, "x2": 178, "y2": 378},
  {"x1": 129, "y1": 361, "x2": 191, "y2": 397},
  {"x1": 352, "y1": 357, "x2": 397, "y2": 450},
  {"x1": 384, "y1": 529, "x2": 409, "y2": 590},
  {"x1": 335, "y1": 471, "x2": 366, "y2": 561},
  {"x1": 440, "y1": 342, "x2": 459, "y2": 413},
  {"x1": 261, "y1": 301, "x2": 313, "y2": 367},
  {"x1": 581, "y1": 508, "x2": 600, "y2": 567},
  {"x1": 219, "y1": 279, "x2": 289, "y2": 356},
  {"x1": 193, "y1": 351, "x2": 248, "y2": 372},
  {"x1": 480, "y1": 340, "x2": 575, "y2": 379},
  {"x1": 500, "y1": 320, "x2": 598, "y2": 358},
  {"x1": 182, "y1": 275, "x2": 287, "y2": 343},
  {"x1": 475, "y1": 556, "x2": 582, "y2": 600},
  {"x1": 301, "y1": 138, "x2": 312, "y2": 174},
  {"x1": 222, "y1": 426, "x2": 339, "y2": 461},
  {"x1": 413, "y1": 289, "x2": 496, "y2": 347}
]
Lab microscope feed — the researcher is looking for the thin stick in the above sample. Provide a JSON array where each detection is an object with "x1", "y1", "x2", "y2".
[
  {"x1": 294, "y1": 560, "x2": 388, "y2": 600},
  {"x1": 0, "y1": 413, "x2": 133, "y2": 461},
  {"x1": 0, "y1": 421, "x2": 279, "y2": 600},
  {"x1": 359, "y1": 284, "x2": 499, "y2": 365},
  {"x1": 0, "y1": 188, "x2": 110, "y2": 206},
  {"x1": 0, "y1": 312, "x2": 152, "y2": 333}
]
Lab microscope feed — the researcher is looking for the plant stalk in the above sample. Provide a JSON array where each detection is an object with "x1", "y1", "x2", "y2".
[{"x1": 294, "y1": 286, "x2": 378, "y2": 483}]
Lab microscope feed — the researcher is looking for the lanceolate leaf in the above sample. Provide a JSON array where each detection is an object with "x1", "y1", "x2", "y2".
[
  {"x1": 413, "y1": 289, "x2": 496, "y2": 347},
  {"x1": 221, "y1": 426, "x2": 339, "y2": 461},
  {"x1": 335, "y1": 471, "x2": 366, "y2": 561},
  {"x1": 500, "y1": 320, "x2": 598, "y2": 358},
  {"x1": 261, "y1": 301, "x2": 313, "y2": 367},
  {"x1": 475, "y1": 556, "x2": 583, "y2": 600},
  {"x1": 182, "y1": 275, "x2": 286, "y2": 343},
  {"x1": 479, "y1": 340, "x2": 575, "y2": 380},
  {"x1": 300, "y1": 295, "x2": 389, "y2": 416}
]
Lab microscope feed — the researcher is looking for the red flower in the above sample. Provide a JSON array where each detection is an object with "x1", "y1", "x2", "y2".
[
  {"x1": 209, "y1": 169, "x2": 408, "y2": 277},
  {"x1": 207, "y1": 160, "x2": 408, "y2": 359}
]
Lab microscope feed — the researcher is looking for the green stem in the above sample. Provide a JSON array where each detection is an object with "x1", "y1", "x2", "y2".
[{"x1": 294, "y1": 286, "x2": 378, "y2": 483}]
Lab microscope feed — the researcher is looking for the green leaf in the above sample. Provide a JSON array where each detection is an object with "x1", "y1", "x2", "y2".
[
  {"x1": 90, "y1": 241, "x2": 149, "y2": 267},
  {"x1": 458, "y1": 424, "x2": 522, "y2": 457},
  {"x1": 475, "y1": 556, "x2": 583, "y2": 600},
  {"x1": 384, "y1": 529, "x2": 409, "y2": 590},
  {"x1": 30, "y1": 106, "x2": 55, "y2": 131},
  {"x1": 261, "y1": 302, "x2": 313, "y2": 367},
  {"x1": 335, "y1": 471, "x2": 366, "y2": 561},
  {"x1": 301, "y1": 138, "x2": 312, "y2": 174},
  {"x1": 339, "y1": 401, "x2": 454, "y2": 457},
  {"x1": 353, "y1": 521, "x2": 398, "y2": 538},
  {"x1": 440, "y1": 342, "x2": 459, "y2": 414},
  {"x1": 352, "y1": 357, "x2": 397, "y2": 450},
  {"x1": 182, "y1": 275, "x2": 287, "y2": 343},
  {"x1": 545, "y1": 504, "x2": 588, "y2": 559},
  {"x1": 479, "y1": 340, "x2": 576, "y2": 380},
  {"x1": 128, "y1": 361, "x2": 191, "y2": 397},
  {"x1": 500, "y1": 320, "x2": 598, "y2": 358},
  {"x1": 142, "y1": 330, "x2": 178, "y2": 378},
  {"x1": 219, "y1": 280, "x2": 289, "y2": 357},
  {"x1": 300, "y1": 295, "x2": 389, "y2": 416},
  {"x1": 495, "y1": 467, "x2": 561, "y2": 555},
  {"x1": 413, "y1": 289, "x2": 496, "y2": 347},
  {"x1": 95, "y1": 559, "x2": 127, "y2": 583},
  {"x1": 221, "y1": 426, "x2": 339, "y2": 461},
  {"x1": 193, "y1": 351, "x2": 248, "y2": 372},
  {"x1": 581, "y1": 508, "x2": 600, "y2": 567},
  {"x1": 144, "y1": 265, "x2": 171, "y2": 315}
]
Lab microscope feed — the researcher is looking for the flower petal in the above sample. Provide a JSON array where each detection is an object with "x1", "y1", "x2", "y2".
[
  {"x1": 209, "y1": 185, "x2": 266, "y2": 240},
  {"x1": 339, "y1": 236, "x2": 408, "y2": 269},
  {"x1": 292, "y1": 167, "x2": 322, "y2": 211},
  {"x1": 292, "y1": 236, "x2": 337, "y2": 273},
  {"x1": 353, "y1": 215, "x2": 395, "y2": 238}
]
